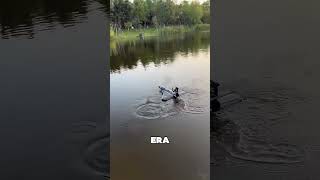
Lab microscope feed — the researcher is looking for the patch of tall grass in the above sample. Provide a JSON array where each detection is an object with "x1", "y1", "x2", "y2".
[
  {"x1": 110, "y1": 24, "x2": 210, "y2": 41},
  {"x1": 194, "y1": 24, "x2": 210, "y2": 31},
  {"x1": 158, "y1": 26, "x2": 191, "y2": 35},
  {"x1": 110, "y1": 28, "x2": 115, "y2": 40}
]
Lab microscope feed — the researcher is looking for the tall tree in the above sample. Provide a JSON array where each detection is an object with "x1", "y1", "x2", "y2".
[
  {"x1": 181, "y1": 1, "x2": 203, "y2": 25},
  {"x1": 201, "y1": 0, "x2": 210, "y2": 24},
  {"x1": 132, "y1": 0, "x2": 147, "y2": 27},
  {"x1": 110, "y1": 0, "x2": 132, "y2": 29}
]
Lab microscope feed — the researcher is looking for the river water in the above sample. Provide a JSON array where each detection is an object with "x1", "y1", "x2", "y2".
[
  {"x1": 213, "y1": 0, "x2": 320, "y2": 179},
  {"x1": 4, "y1": 0, "x2": 317, "y2": 179},
  {"x1": 111, "y1": 32, "x2": 210, "y2": 180},
  {"x1": 0, "y1": 1, "x2": 109, "y2": 179}
]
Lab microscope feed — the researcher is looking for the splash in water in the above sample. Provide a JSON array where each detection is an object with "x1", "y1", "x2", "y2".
[{"x1": 135, "y1": 88, "x2": 209, "y2": 119}]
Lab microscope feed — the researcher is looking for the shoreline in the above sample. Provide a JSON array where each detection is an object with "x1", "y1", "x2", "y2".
[{"x1": 110, "y1": 24, "x2": 210, "y2": 42}]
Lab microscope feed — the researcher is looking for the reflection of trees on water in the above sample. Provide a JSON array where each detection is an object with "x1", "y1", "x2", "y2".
[
  {"x1": 0, "y1": 0, "x2": 109, "y2": 38},
  {"x1": 96, "y1": 0, "x2": 110, "y2": 16},
  {"x1": 110, "y1": 32, "x2": 210, "y2": 73}
]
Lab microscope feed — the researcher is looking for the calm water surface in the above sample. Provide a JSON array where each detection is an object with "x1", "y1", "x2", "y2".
[
  {"x1": 0, "y1": 1, "x2": 109, "y2": 179},
  {"x1": 111, "y1": 32, "x2": 210, "y2": 180}
]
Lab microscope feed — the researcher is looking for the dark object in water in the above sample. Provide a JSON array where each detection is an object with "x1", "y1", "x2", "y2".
[
  {"x1": 211, "y1": 99, "x2": 221, "y2": 112},
  {"x1": 211, "y1": 81, "x2": 242, "y2": 112},
  {"x1": 212, "y1": 81, "x2": 220, "y2": 96},
  {"x1": 172, "y1": 87, "x2": 179, "y2": 98},
  {"x1": 138, "y1": 33, "x2": 144, "y2": 40},
  {"x1": 211, "y1": 80, "x2": 243, "y2": 132},
  {"x1": 211, "y1": 81, "x2": 221, "y2": 112}
]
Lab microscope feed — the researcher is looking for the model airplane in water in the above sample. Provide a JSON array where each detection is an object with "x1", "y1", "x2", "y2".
[{"x1": 159, "y1": 86, "x2": 179, "y2": 101}]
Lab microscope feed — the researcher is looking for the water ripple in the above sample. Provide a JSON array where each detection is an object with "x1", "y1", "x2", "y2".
[
  {"x1": 135, "y1": 88, "x2": 208, "y2": 119},
  {"x1": 211, "y1": 82, "x2": 305, "y2": 165},
  {"x1": 83, "y1": 135, "x2": 110, "y2": 178}
]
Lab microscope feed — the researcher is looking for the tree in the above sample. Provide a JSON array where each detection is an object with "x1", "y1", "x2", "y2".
[
  {"x1": 110, "y1": 0, "x2": 132, "y2": 29},
  {"x1": 201, "y1": 0, "x2": 210, "y2": 24},
  {"x1": 145, "y1": 0, "x2": 156, "y2": 26},
  {"x1": 154, "y1": 0, "x2": 177, "y2": 26},
  {"x1": 132, "y1": 0, "x2": 147, "y2": 28},
  {"x1": 180, "y1": 1, "x2": 203, "y2": 25},
  {"x1": 110, "y1": 0, "x2": 210, "y2": 30}
]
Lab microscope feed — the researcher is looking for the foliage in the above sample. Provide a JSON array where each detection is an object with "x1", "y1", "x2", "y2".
[
  {"x1": 110, "y1": 25, "x2": 209, "y2": 42},
  {"x1": 132, "y1": 0, "x2": 148, "y2": 27},
  {"x1": 110, "y1": 0, "x2": 133, "y2": 30},
  {"x1": 194, "y1": 24, "x2": 210, "y2": 31},
  {"x1": 201, "y1": 0, "x2": 210, "y2": 24},
  {"x1": 110, "y1": 27, "x2": 116, "y2": 40},
  {"x1": 110, "y1": 0, "x2": 210, "y2": 30}
]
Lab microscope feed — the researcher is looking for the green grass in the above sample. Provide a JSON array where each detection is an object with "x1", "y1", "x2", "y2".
[
  {"x1": 194, "y1": 24, "x2": 210, "y2": 31},
  {"x1": 110, "y1": 28, "x2": 115, "y2": 40},
  {"x1": 110, "y1": 24, "x2": 209, "y2": 42},
  {"x1": 111, "y1": 28, "x2": 158, "y2": 41}
]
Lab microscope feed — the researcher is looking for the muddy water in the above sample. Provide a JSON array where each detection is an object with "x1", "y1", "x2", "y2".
[
  {"x1": 213, "y1": 0, "x2": 320, "y2": 179},
  {"x1": 111, "y1": 32, "x2": 210, "y2": 180},
  {"x1": 0, "y1": 1, "x2": 109, "y2": 179}
]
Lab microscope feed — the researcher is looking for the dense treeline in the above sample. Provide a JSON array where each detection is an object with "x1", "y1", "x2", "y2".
[{"x1": 110, "y1": 0, "x2": 210, "y2": 30}]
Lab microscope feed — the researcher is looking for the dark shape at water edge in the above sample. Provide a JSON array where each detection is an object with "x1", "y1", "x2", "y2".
[
  {"x1": 210, "y1": 81, "x2": 305, "y2": 165},
  {"x1": 0, "y1": 0, "x2": 109, "y2": 39},
  {"x1": 211, "y1": 81, "x2": 221, "y2": 113}
]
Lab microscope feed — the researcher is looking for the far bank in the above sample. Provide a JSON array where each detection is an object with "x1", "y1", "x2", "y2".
[{"x1": 110, "y1": 24, "x2": 210, "y2": 42}]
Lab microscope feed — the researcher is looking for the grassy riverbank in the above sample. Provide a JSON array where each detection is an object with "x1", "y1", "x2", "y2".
[{"x1": 110, "y1": 24, "x2": 210, "y2": 42}]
